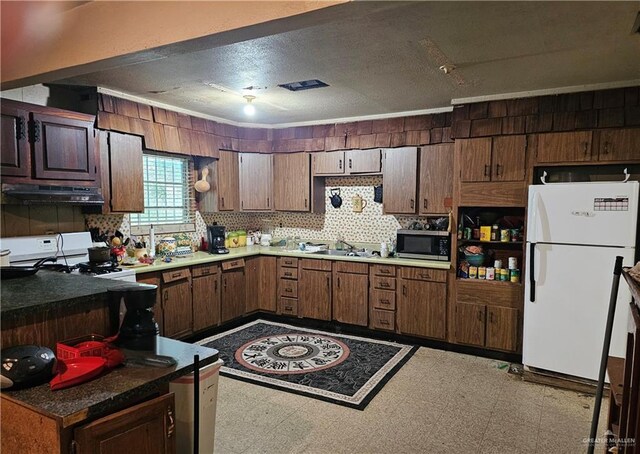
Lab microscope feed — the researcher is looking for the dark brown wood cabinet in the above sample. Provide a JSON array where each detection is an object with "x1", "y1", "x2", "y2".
[
  {"x1": 383, "y1": 147, "x2": 418, "y2": 214},
  {"x1": 486, "y1": 306, "x2": 519, "y2": 352},
  {"x1": 459, "y1": 138, "x2": 492, "y2": 182},
  {"x1": 397, "y1": 271, "x2": 447, "y2": 340},
  {"x1": 419, "y1": 143, "x2": 453, "y2": 214},
  {"x1": 217, "y1": 150, "x2": 239, "y2": 211},
  {"x1": 239, "y1": 152, "x2": 273, "y2": 211},
  {"x1": 333, "y1": 264, "x2": 369, "y2": 326},
  {"x1": 345, "y1": 149, "x2": 382, "y2": 174},
  {"x1": 74, "y1": 393, "x2": 176, "y2": 454},
  {"x1": 298, "y1": 260, "x2": 332, "y2": 321},
  {"x1": 245, "y1": 257, "x2": 262, "y2": 313},
  {"x1": 273, "y1": 152, "x2": 310, "y2": 211},
  {"x1": 258, "y1": 257, "x2": 277, "y2": 312},
  {"x1": 161, "y1": 269, "x2": 193, "y2": 339},
  {"x1": 312, "y1": 151, "x2": 345, "y2": 175},
  {"x1": 32, "y1": 112, "x2": 97, "y2": 182},
  {"x1": 459, "y1": 136, "x2": 526, "y2": 182},
  {"x1": 535, "y1": 131, "x2": 593, "y2": 163},
  {"x1": 99, "y1": 131, "x2": 144, "y2": 213},
  {"x1": 0, "y1": 103, "x2": 30, "y2": 177},
  {"x1": 191, "y1": 264, "x2": 221, "y2": 332},
  {"x1": 454, "y1": 301, "x2": 485, "y2": 347},
  {"x1": 221, "y1": 266, "x2": 246, "y2": 323},
  {"x1": 599, "y1": 128, "x2": 640, "y2": 162}
]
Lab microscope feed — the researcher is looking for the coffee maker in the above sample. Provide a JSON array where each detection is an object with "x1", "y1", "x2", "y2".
[
  {"x1": 207, "y1": 225, "x2": 229, "y2": 254},
  {"x1": 110, "y1": 284, "x2": 159, "y2": 351}
]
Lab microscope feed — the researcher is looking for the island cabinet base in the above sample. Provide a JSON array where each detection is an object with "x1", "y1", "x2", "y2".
[{"x1": 1, "y1": 393, "x2": 176, "y2": 454}]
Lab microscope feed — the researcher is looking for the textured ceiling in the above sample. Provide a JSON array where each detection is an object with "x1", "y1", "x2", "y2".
[{"x1": 58, "y1": 1, "x2": 640, "y2": 125}]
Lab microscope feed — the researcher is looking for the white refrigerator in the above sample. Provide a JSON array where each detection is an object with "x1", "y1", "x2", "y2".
[{"x1": 523, "y1": 181, "x2": 639, "y2": 381}]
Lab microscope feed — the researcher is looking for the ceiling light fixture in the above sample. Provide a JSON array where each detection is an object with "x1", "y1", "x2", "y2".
[{"x1": 243, "y1": 95, "x2": 256, "y2": 116}]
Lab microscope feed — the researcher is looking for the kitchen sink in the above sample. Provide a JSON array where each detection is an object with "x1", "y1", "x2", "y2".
[{"x1": 313, "y1": 249, "x2": 375, "y2": 258}]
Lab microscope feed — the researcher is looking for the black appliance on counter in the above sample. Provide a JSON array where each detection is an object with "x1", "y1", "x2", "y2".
[
  {"x1": 110, "y1": 284, "x2": 159, "y2": 351},
  {"x1": 207, "y1": 225, "x2": 229, "y2": 254},
  {"x1": 0, "y1": 345, "x2": 57, "y2": 389}
]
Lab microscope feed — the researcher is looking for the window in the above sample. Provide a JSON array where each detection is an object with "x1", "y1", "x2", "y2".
[{"x1": 130, "y1": 153, "x2": 195, "y2": 234}]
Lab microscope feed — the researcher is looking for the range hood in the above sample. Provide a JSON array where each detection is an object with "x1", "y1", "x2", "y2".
[{"x1": 1, "y1": 184, "x2": 105, "y2": 206}]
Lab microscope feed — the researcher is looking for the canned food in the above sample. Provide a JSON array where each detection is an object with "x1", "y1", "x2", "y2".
[
  {"x1": 464, "y1": 228, "x2": 472, "y2": 240},
  {"x1": 469, "y1": 266, "x2": 478, "y2": 279},
  {"x1": 494, "y1": 260, "x2": 503, "y2": 269},
  {"x1": 510, "y1": 229, "x2": 520, "y2": 242},
  {"x1": 480, "y1": 226, "x2": 492, "y2": 242},
  {"x1": 486, "y1": 267, "x2": 495, "y2": 280},
  {"x1": 500, "y1": 268, "x2": 509, "y2": 281},
  {"x1": 510, "y1": 269, "x2": 521, "y2": 283},
  {"x1": 478, "y1": 266, "x2": 486, "y2": 279},
  {"x1": 508, "y1": 257, "x2": 518, "y2": 270},
  {"x1": 500, "y1": 229, "x2": 510, "y2": 242}
]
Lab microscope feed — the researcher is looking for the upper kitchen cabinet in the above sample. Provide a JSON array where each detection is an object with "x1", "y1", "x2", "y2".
[
  {"x1": 419, "y1": 144, "x2": 453, "y2": 214},
  {"x1": 0, "y1": 99, "x2": 98, "y2": 185},
  {"x1": 345, "y1": 149, "x2": 382, "y2": 174},
  {"x1": 382, "y1": 147, "x2": 418, "y2": 214},
  {"x1": 98, "y1": 131, "x2": 144, "y2": 213},
  {"x1": 217, "y1": 150, "x2": 239, "y2": 211},
  {"x1": 458, "y1": 136, "x2": 526, "y2": 183},
  {"x1": 312, "y1": 151, "x2": 345, "y2": 175},
  {"x1": 239, "y1": 152, "x2": 273, "y2": 211},
  {"x1": 273, "y1": 152, "x2": 310, "y2": 211},
  {"x1": 0, "y1": 102, "x2": 30, "y2": 177},
  {"x1": 598, "y1": 128, "x2": 640, "y2": 162},
  {"x1": 535, "y1": 131, "x2": 593, "y2": 163}
]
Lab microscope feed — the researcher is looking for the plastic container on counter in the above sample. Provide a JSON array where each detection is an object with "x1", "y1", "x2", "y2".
[
  {"x1": 228, "y1": 232, "x2": 239, "y2": 248},
  {"x1": 236, "y1": 230, "x2": 247, "y2": 247}
]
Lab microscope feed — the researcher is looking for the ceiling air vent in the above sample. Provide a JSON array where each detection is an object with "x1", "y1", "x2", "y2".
[{"x1": 278, "y1": 79, "x2": 329, "y2": 92}]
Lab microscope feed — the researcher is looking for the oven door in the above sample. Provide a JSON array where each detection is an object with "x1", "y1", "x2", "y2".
[{"x1": 396, "y1": 230, "x2": 450, "y2": 260}]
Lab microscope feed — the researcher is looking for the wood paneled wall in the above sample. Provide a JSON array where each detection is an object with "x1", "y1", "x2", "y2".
[{"x1": 1, "y1": 205, "x2": 85, "y2": 237}]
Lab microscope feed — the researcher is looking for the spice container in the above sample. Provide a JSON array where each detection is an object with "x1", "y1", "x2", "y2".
[
  {"x1": 500, "y1": 229, "x2": 510, "y2": 242},
  {"x1": 494, "y1": 259, "x2": 503, "y2": 269},
  {"x1": 491, "y1": 224, "x2": 499, "y2": 241},
  {"x1": 508, "y1": 257, "x2": 518, "y2": 270},
  {"x1": 486, "y1": 267, "x2": 495, "y2": 280},
  {"x1": 469, "y1": 266, "x2": 478, "y2": 279},
  {"x1": 478, "y1": 266, "x2": 486, "y2": 279}
]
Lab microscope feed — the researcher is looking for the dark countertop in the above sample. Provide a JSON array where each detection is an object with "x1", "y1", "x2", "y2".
[
  {"x1": 1, "y1": 270, "x2": 136, "y2": 319},
  {"x1": 1, "y1": 337, "x2": 220, "y2": 428}
]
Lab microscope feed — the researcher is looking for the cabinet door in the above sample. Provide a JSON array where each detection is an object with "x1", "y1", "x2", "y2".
[
  {"x1": 382, "y1": 147, "x2": 418, "y2": 214},
  {"x1": 536, "y1": 131, "x2": 593, "y2": 163},
  {"x1": 109, "y1": 132, "x2": 144, "y2": 212},
  {"x1": 455, "y1": 302, "x2": 485, "y2": 347},
  {"x1": 74, "y1": 393, "x2": 175, "y2": 454},
  {"x1": 457, "y1": 138, "x2": 492, "y2": 182},
  {"x1": 137, "y1": 275, "x2": 163, "y2": 336},
  {"x1": 397, "y1": 280, "x2": 446, "y2": 339},
  {"x1": 599, "y1": 128, "x2": 640, "y2": 162},
  {"x1": 346, "y1": 149, "x2": 381, "y2": 174},
  {"x1": 486, "y1": 306, "x2": 519, "y2": 352},
  {"x1": 492, "y1": 135, "x2": 526, "y2": 182},
  {"x1": 245, "y1": 257, "x2": 260, "y2": 313},
  {"x1": 419, "y1": 144, "x2": 453, "y2": 214},
  {"x1": 258, "y1": 256, "x2": 277, "y2": 312},
  {"x1": 217, "y1": 150, "x2": 239, "y2": 211},
  {"x1": 192, "y1": 273, "x2": 220, "y2": 331},
  {"x1": 312, "y1": 151, "x2": 345, "y2": 175},
  {"x1": 0, "y1": 104, "x2": 30, "y2": 177},
  {"x1": 298, "y1": 269, "x2": 332, "y2": 320},
  {"x1": 162, "y1": 280, "x2": 192, "y2": 339},
  {"x1": 333, "y1": 272, "x2": 368, "y2": 326},
  {"x1": 31, "y1": 112, "x2": 97, "y2": 181},
  {"x1": 239, "y1": 153, "x2": 273, "y2": 211},
  {"x1": 273, "y1": 153, "x2": 310, "y2": 211},
  {"x1": 221, "y1": 268, "x2": 246, "y2": 322}
]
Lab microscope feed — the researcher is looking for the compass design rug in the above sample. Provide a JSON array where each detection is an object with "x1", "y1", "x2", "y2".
[{"x1": 197, "y1": 319, "x2": 418, "y2": 409}]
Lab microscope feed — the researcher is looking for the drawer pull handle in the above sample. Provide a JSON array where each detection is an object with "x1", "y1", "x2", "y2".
[
  {"x1": 380, "y1": 282, "x2": 390, "y2": 288},
  {"x1": 285, "y1": 288, "x2": 292, "y2": 293},
  {"x1": 230, "y1": 261, "x2": 237, "y2": 266},
  {"x1": 380, "y1": 299, "x2": 390, "y2": 304},
  {"x1": 380, "y1": 320, "x2": 390, "y2": 325},
  {"x1": 419, "y1": 273, "x2": 430, "y2": 279},
  {"x1": 284, "y1": 272, "x2": 292, "y2": 277},
  {"x1": 380, "y1": 269, "x2": 390, "y2": 274},
  {"x1": 172, "y1": 272, "x2": 182, "y2": 278},
  {"x1": 285, "y1": 306, "x2": 293, "y2": 311}
]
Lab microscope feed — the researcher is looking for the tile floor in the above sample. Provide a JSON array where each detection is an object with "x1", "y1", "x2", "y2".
[{"x1": 214, "y1": 347, "x2": 609, "y2": 454}]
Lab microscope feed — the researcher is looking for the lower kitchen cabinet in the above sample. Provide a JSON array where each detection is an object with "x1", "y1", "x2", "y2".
[
  {"x1": 258, "y1": 257, "x2": 277, "y2": 312},
  {"x1": 454, "y1": 301, "x2": 485, "y2": 347},
  {"x1": 245, "y1": 257, "x2": 261, "y2": 313},
  {"x1": 397, "y1": 279, "x2": 447, "y2": 340},
  {"x1": 486, "y1": 306, "x2": 519, "y2": 352},
  {"x1": 298, "y1": 260, "x2": 332, "y2": 321},
  {"x1": 221, "y1": 264, "x2": 246, "y2": 323},
  {"x1": 191, "y1": 264, "x2": 221, "y2": 332},
  {"x1": 161, "y1": 269, "x2": 193, "y2": 339},
  {"x1": 333, "y1": 263, "x2": 368, "y2": 326}
]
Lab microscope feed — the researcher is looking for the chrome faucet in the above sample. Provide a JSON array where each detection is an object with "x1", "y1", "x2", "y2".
[{"x1": 336, "y1": 239, "x2": 357, "y2": 251}]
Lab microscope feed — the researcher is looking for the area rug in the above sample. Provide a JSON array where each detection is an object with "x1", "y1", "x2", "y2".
[{"x1": 197, "y1": 319, "x2": 418, "y2": 410}]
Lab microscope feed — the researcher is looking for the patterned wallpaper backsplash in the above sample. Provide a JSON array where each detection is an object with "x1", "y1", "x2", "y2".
[{"x1": 86, "y1": 176, "x2": 435, "y2": 246}]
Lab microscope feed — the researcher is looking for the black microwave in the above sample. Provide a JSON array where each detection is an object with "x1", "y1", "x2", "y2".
[{"x1": 396, "y1": 229, "x2": 451, "y2": 261}]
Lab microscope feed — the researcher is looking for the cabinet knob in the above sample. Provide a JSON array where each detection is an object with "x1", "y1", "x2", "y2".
[
  {"x1": 349, "y1": 158, "x2": 352, "y2": 169},
  {"x1": 423, "y1": 199, "x2": 428, "y2": 209},
  {"x1": 582, "y1": 142, "x2": 588, "y2": 155},
  {"x1": 167, "y1": 407, "x2": 175, "y2": 438},
  {"x1": 17, "y1": 116, "x2": 26, "y2": 141},
  {"x1": 410, "y1": 199, "x2": 415, "y2": 209},
  {"x1": 484, "y1": 164, "x2": 490, "y2": 177},
  {"x1": 496, "y1": 164, "x2": 502, "y2": 176},
  {"x1": 402, "y1": 285, "x2": 407, "y2": 296},
  {"x1": 339, "y1": 159, "x2": 343, "y2": 170},
  {"x1": 32, "y1": 120, "x2": 41, "y2": 143},
  {"x1": 603, "y1": 142, "x2": 610, "y2": 154},
  {"x1": 478, "y1": 311, "x2": 483, "y2": 321},
  {"x1": 221, "y1": 197, "x2": 225, "y2": 208}
]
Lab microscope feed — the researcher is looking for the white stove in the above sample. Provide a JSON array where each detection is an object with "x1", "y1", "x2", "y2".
[{"x1": 0, "y1": 232, "x2": 137, "y2": 282}]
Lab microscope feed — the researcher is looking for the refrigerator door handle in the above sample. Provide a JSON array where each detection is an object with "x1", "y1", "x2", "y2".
[
  {"x1": 529, "y1": 191, "x2": 540, "y2": 243},
  {"x1": 529, "y1": 242, "x2": 536, "y2": 302}
]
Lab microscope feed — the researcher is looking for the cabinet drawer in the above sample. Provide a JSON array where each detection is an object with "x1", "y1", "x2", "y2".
[
  {"x1": 221, "y1": 258, "x2": 245, "y2": 271},
  {"x1": 278, "y1": 297, "x2": 298, "y2": 316},
  {"x1": 280, "y1": 257, "x2": 299, "y2": 268},
  {"x1": 371, "y1": 276, "x2": 396, "y2": 291},
  {"x1": 400, "y1": 267, "x2": 447, "y2": 283},
  {"x1": 371, "y1": 309, "x2": 395, "y2": 331},
  {"x1": 300, "y1": 258, "x2": 332, "y2": 271},
  {"x1": 191, "y1": 263, "x2": 218, "y2": 277},
  {"x1": 370, "y1": 264, "x2": 396, "y2": 277},
  {"x1": 457, "y1": 279, "x2": 523, "y2": 308},
  {"x1": 279, "y1": 279, "x2": 298, "y2": 298},
  {"x1": 370, "y1": 289, "x2": 396, "y2": 311},
  {"x1": 334, "y1": 261, "x2": 368, "y2": 274},
  {"x1": 279, "y1": 267, "x2": 299, "y2": 280},
  {"x1": 162, "y1": 268, "x2": 191, "y2": 283}
]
